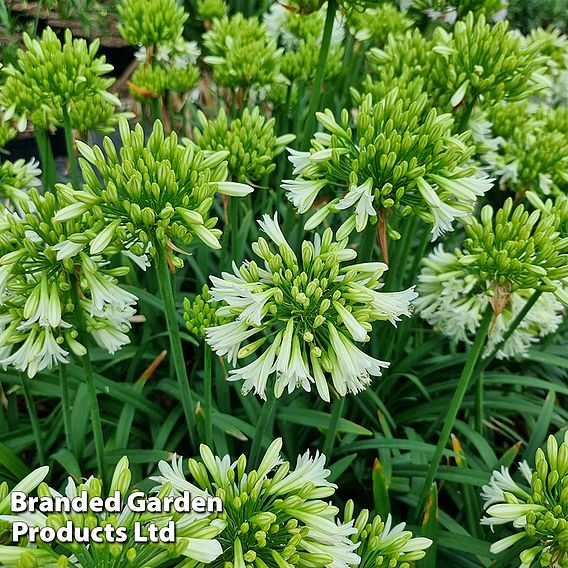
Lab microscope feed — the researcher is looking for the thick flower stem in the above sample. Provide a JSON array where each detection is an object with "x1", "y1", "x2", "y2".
[
  {"x1": 414, "y1": 304, "x2": 494, "y2": 521},
  {"x1": 155, "y1": 247, "x2": 197, "y2": 448},
  {"x1": 249, "y1": 394, "x2": 278, "y2": 469},
  {"x1": 204, "y1": 344, "x2": 214, "y2": 450},
  {"x1": 301, "y1": 0, "x2": 338, "y2": 148},
  {"x1": 59, "y1": 363, "x2": 73, "y2": 452},
  {"x1": 323, "y1": 396, "x2": 345, "y2": 464},
  {"x1": 70, "y1": 282, "x2": 106, "y2": 481},
  {"x1": 61, "y1": 105, "x2": 80, "y2": 188},
  {"x1": 35, "y1": 129, "x2": 56, "y2": 191},
  {"x1": 19, "y1": 373, "x2": 45, "y2": 465},
  {"x1": 228, "y1": 197, "x2": 241, "y2": 265}
]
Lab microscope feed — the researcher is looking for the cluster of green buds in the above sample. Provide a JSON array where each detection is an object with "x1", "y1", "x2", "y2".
[
  {"x1": 283, "y1": 89, "x2": 492, "y2": 241},
  {"x1": 461, "y1": 198, "x2": 568, "y2": 303},
  {"x1": 203, "y1": 14, "x2": 287, "y2": 96},
  {"x1": 117, "y1": 0, "x2": 188, "y2": 47},
  {"x1": 347, "y1": 3, "x2": 413, "y2": 45},
  {"x1": 69, "y1": 93, "x2": 134, "y2": 140},
  {"x1": 483, "y1": 103, "x2": 568, "y2": 196},
  {"x1": 481, "y1": 433, "x2": 568, "y2": 567},
  {"x1": 0, "y1": 189, "x2": 139, "y2": 378},
  {"x1": 416, "y1": 245, "x2": 566, "y2": 359},
  {"x1": 0, "y1": 157, "x2": 41, "y2": 208},
  {"x1": 0, "y1": 458, "x2": 225, "y2": 567},
  {"x1": 152, "y1": 438, "x2": 361, "y2": 568},
  {"x1": 364, "y1": 29, "x2": 435, "y2": 105},
  {"x1": 204, "y1": 213, "x2": 417, "y2": 401},
  {"x1": 264, "y1": 2, "x2": 344, "y2": 87},
  {"x1": 197, "y1": 0, "x2": 227, "y2": 24},
  {"x1": 429, "y1": 13, "x2": 548, "y2": 122},
  {"x1": 53, "y1": 118, "x2": 253, "y2": 267},
  {"x1": 343, "y1": 500, "x2": 432, "y2": 568},
  {"x1": 0, "y1": 28, "x2": 118, "y2": 132},
  {"x1": 193, "y1": 107, "x2": 295, "y2": 183},
  {"x1": 184, "y1": 284, "x2": 228, "y2": 339}
]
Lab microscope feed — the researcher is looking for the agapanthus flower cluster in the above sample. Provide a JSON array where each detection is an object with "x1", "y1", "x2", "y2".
[
  {"x1": 481, "y1": 434, "x2": 568, "y2": 567},
  {"x1": 0, "y1": 158, "x2": 41, "y2": 208},
  {"x1": 0, "y1": 190, "x2": 139, "y2": 377},
  {"x1": 416, "y1": 246, "x2": 565, "y2": 359},
  {"x1": 429, "y1": 13, "x2": 548, "y2": 119},
  {"x1": 204, "y1": 213, "x2": 417, "y2": 401},
  {"x1": 130, "y1": 43, "x2": 200, "y2": 101},
  {"x1": 184, "y1": 284, "x2": 228, "y2": 340},
  {"x1": 152, "y1": 438, "x2": 361, "y2": 568},
  {"x1": 264, "y1": 2, "x2": 344, "y2": 87},
  {"x1": 0, "y1": 457, "x2": 225, "y2": 567},
  {"x1": 342, "y1": 500, "x2": 432, "y2": 567},
  {"x1": 0, "y1": 27, "x2": 118, "y2": 131},
  {"x1": 482, "y1": 103, "x2": 568, "y2": 196},
  {"x1": 203, "y1": 14, "x2": 287, "y2": 96},
  {"x1": 283, "y1": 89, "x2": 493, "y2": 240},
  {"x1": 194, "y1": 107, "x2": 295, "y2": 183},
  {"x1": 117, "y1": 0, "x2": 188, "y2": 47},
  {"x1": 347, "y1": 3, "x2": 413, "y2": 45},
  {"x1": 197, "y1": 0, "x2": 227, "y2": 23},
  {"x1": 461, "y1": 199, "x2": 568, "y2": 298},
  {"x1": 53, "y1": 117, "x2": 253, "y2": 266}
]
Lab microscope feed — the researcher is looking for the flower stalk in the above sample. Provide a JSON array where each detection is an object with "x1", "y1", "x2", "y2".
[
  {"x1": 155, "y1": 246, "x2": 197, "y2": 448},
  {"x1": 70, "y1": 279, "x2": 106, "y2": 483},
  {"x1": 301, "y1": 0, "x2": 338, "y2": 148},
  {"x1": 61, "y1": 104, "x2": 80, "y2": 188},
  {"x1": 415, "y1": 303, "x2": 494, "y2": 520}
]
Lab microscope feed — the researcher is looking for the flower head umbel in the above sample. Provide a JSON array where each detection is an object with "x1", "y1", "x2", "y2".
[
  {"x1": 184, "y1": 284, "x2": 229, "y2": 340},
  {"x1": 0, "y1": 457, "x2": 225, "y2": 567},
  {"x1": 118, "y1": 0, "x2": 188, "y2": 47},
  {"x1": 0, "y1": 28, "x2": 118, "y2": 131},
  {"x1": 342, "y1": 500, "x2": 432, "y2": 567},
  {"x1": 416, "y1": 245, "x2": 566, "y2": 359},
  {"x1": 203, "y1": 14, "x2": 287, "y2": 96},
  {"x1": 204, "y1": 213, "x2": 417, "y2": 401},
  {"x1": 152, "y1": 438, "x2": 361, "y2": 568},
  {"x1": 0, "y1": 158, "x2": 41, "y2": 209},
  {"x1": 284, "y1": 89, "x2": 493, "y2": 240},
  {"x1": 481, "y1": 433, "x2": 568, "y2": 567},
  {"x1": 54, "y1": 117, "x2": 253, "y2": 266},
  {"x1": 194, "y1": 107, "x2": 295, "y2": 183},
  {"x1": 0, "y1": 190, "x2": 138, "y2": 377}
]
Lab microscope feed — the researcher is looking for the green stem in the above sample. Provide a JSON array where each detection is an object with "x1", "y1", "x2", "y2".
[
  {"x1": 358, "y1": 221, "x2": 376, "y2": 262},
  {"x1": 61, "y1": 105, "x2": 80, "y2": 187},
  {"x1": 20, "y1": 373, "x2": 45, "y2": 464},
  {"x1": 204, "y1": 344, "x2": 214, "y2": 450},
  {"x1": 301, "y1": 0, "x2": 337, "y2": 148},
  {"x1": 322, "y1": 396, "x2": 345, "y2": 464},
  {"x1": 228, "y1": 197, "x2": 240, "y2": 265},
  {"x1": 59, "y1": 364, "x2": 73, "y2": 452},
  {"x1": 249, "y1": 394, "x2": 278, "y2": 468},
  {"x1": 71, "y1": 282, "x2": 106, "y2": 480},
  {"x1": 414, "y1": 304, "x2": 494, "y2": 521},
  {"x1": 155, "y1": 246, "x2": 197, "y2": 448},
  {"x1": 35, "y1": 129, "x2": 56, "y2": 191}
]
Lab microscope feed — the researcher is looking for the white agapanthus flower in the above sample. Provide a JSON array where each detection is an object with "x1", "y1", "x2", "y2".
[
  {"x1": 152, "y1": 438, "x2": 361, "y2": 568},
  {"x1": 204, "y1": 213, "x2": 417, "y2": 401},
  {"x1": 416, "y1": 245, "x2": 566, "y2": 359}
]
